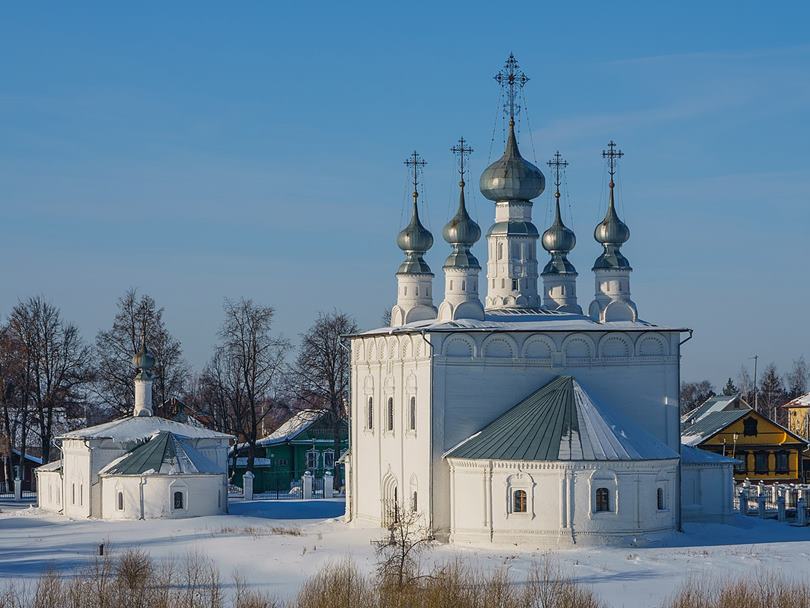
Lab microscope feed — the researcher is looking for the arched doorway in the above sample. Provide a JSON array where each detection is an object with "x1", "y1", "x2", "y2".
[{"x1": 382, "y1": 473, "x2": 399, "y2": 527}]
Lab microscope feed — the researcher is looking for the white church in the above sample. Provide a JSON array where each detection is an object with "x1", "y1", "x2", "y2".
[
  {"x1": 345, "y1": 55, "x2": 734, "y2": 546},
  {"x1": 37, "y1": 339, "x2": 232, "y2": 520}
]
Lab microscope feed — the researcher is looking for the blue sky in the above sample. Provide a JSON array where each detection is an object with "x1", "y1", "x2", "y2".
[{"x1": 1, "y1": 2, "x2": 808, "y2": 386}]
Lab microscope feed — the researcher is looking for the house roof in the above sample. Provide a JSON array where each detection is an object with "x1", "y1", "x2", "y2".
[
  {"x1": 255, "y1": 410, "x2": 326, "y2": 447},
  {"x1": 12, "y1": 448, "x2": 43, "y2": 465},
  {"x1": 58, "y1": 415, "x2": 233, "y2": 443},
  {"x1": 680, "y1": 445, "x2": 739, "y2": 465},
  {"x1": 681, "y1": 394, "x2": 748, "y2": 426},
  {"x1": 445, "y1": 376, "x2": 678, "y2": 462},
  {"x1": 783, "y1": 393, "x2": 810, "y2": 409},
  {"x1": 99, "y1": 431, "x2": 221, "y2": 476},
  {"x1": 680, "y1": 410, "x2": 750, "y2": 446}
]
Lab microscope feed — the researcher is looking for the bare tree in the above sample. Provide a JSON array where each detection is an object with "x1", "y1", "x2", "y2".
[
  {"x1": 0, "y1": 327, "x2": 26, "y2": 488},
  {"x1": 737, "y1": 365, "x2": 755, "y2": 406},
  {"x1": 679, "y1": 380, "x2": 715, "y2": 415},
  {"x1": 95, "y1": 289, "x2": 187, "y2": 417},
  {"x1": 373, "y1": 504, "x2": 433, "y2": 590},
  {"x1": 213, "y1": 298, "x2": 290, "y2": 471},
  {"x1": 2, "y1": 298, "x2": 93, "y2": 464},
  {"x1": 289, "y1": 311, "x2": 356, "y2": 484},
  {"x1": 786, "y1": 356, "x2": 809, "y2": 400},
  {"x1": 758, "y1": 363, "x2": 785, "y2": 421}
]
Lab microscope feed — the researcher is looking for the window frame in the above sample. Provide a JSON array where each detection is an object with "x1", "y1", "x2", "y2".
[
  {"x1": 306, "y1": 449, "x2": 319, "y2": 470},
  {"x1": 754, "y1": 451, "x2": 769, "y2": 474},
  {"x1": 386, "y1": 397, "x2": 394, "y2": 433},
  {"x1": 366, "y1": 396, "x2": 374, "y2": 431},
  {"x1": 323, "y1": 449, "x2": 335, "y2": 469},
  {"x1": 173, "y1": 490, "x2": 185, "y2": 511},
  {"x1": 513, "y1": 489, "x2": 528, "y2": 513},
  {"x1": 595, "y1": 487, "x2": 610, "y2": 512},
  {"x1": 408, "y1": 396, "x2": 417, "y2": 432},
  {"x1": 117, "y1": 491, "x2": 124, "y2": 511}
]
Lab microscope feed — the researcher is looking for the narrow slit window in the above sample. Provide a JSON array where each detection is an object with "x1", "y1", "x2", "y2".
[
  {"x1": 409, "y1": 396, "x2": 416, "y2": 431},
  {"x1": 387, "y1": 397, "x2": 394, "y2": 432}
]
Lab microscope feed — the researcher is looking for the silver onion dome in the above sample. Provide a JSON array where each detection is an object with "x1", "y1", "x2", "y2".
[
  {"x1": 443, "y1": 183, "x2": 481, "y2": 269},
  {"x1": 396, "y1": 198, "x2": 434, "y2": 275},
  {"x1": 593, "y1": 186, "x2": 631, "y2": 270},
  {"x1": 443, "y1": 185, "x2": 481, "y2": 246},
  {"x1": 542, "y1": 197, "x2": 576, "y2": 254},
  {"x1": 480, "y1": 122, "x2": 545, "y2": 202},
  {"x1": 132, "y1": 340, "x2": 156, "y2": 378}
]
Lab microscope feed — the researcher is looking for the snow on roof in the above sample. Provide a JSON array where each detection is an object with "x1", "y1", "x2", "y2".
[
  {"x1": 446, "y1": 376, "x2": 679, "y2": 462},
  {"x1": 99, "y1": 431, "x2": 222, "y2": 476},
  {"x1": 784, "y1": 393, "x2": 810, "y2": 409},
  {"x1": 680, "y1": 445, "x2": 738, "y2": 465},
  {"x1": 681, "y1": 394, "x2": 748, "y2": 425},
  {"x1": 353, "y1": 310, "x2": 688, "y2": 337},
  {"x1": 255, "y1": 410, "x2": 325, "y2": 447},
  {"x1": 58, "y1": 415, "x2": 233, "y2": 443},
  {"x1": 36, "y1": 459, "x2": 62, "y2": 472},
  {"x1": 680, "y1": 410, "x2": 750, "y2": 446}
]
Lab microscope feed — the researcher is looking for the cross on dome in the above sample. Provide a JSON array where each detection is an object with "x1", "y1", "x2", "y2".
[
  {"x1": 602, "y1": 140, "x2": 624, "y2": 184},
  {"x1": 404, "y1": 150, "x2": 427, "y2": 203},
  {"x1": 547, "y1": 150, "x2": 569, "y2": 199},
  {"x1": 494, "y1": 53, "x2": 529, "y2": 125},
  {"x1": 450, "y1": 136, "x2": 474, "y2": 188}
]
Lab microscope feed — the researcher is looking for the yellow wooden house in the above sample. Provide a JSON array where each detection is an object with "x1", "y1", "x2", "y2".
[
  {"x1": 780, "y1": 392, "x2": 810, "y2": 481},
  {"x1": 681, "y1": 394, "x2": 807, "y2": 483}
]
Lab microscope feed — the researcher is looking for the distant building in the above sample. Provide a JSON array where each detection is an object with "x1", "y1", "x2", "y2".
[
  {"x1": 230, "y1": 409, "x2": 348, "y2": 494},
  {"x1": 682, "y1": 394, "x2": 806, "y2": 483},
  {"x1": 36, "y1": 339, "x2": 233, "y2": 519},
  {"x1": 779, "y1": 392, "x2": 810, "y2": 481},
  {"x1": 0, "y1": 449, "x2": 42, "y2": 492}
]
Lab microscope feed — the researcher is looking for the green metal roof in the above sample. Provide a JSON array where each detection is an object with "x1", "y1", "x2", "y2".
[
  {"x1": 445, "y1": 376, "x2": 678, "y2": 462},
  {"x1": 100, "y1": 431, "x2": 221, "y2": 476}
]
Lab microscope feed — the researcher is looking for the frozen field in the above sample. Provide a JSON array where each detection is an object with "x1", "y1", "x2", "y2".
[{"x1": 3, "y1": 498, "x2": 810, "y2": 607}]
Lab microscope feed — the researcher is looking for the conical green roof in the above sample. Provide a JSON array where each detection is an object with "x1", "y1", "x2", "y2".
[
  {"x1": 446, "y1": 376, "x2": 677, "y2": 462},
  {"x1": 100, "y1": 431, "x2": 221, "y2": 475}
]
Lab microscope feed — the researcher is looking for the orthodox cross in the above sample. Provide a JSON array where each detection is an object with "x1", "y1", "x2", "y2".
[
  {"x1": 602, "y1": 140, "x2": 624, "y2": 186},
  {"x1": 547, "y1": 150, "x2": 569, "y2": 199},
  {"x1": 404, "y1": 151, "x2": 427, "y2": 202},
  {"x1": 450, "y1": 137, "x2": 474, "y2": 187},
  {"x1": 494, "y1": 53, "x2": 529, "y2": 124}
]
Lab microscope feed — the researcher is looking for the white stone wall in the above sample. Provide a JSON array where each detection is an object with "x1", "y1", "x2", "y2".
[
  {"x1": 100, "y1": 474, "x2": 226, "y2": 520},
  {"x1": 448, "y1": 458, "x2": 678, "y2": 545},
  {"x1": 58, "y1": 435, "x2": 230, "y2": 520},
  {"x1": 349, "y1": 327, "x2": 681, "y2": 542},
  {"x1": 430, "y1": 329, "x2": 680, "y2": 535},
  {"x1": 350, "y1": 334, "x2": 433, "y2": 528},
  {"x1": 681, "y1": 462, "x2": 735, "y2": 522},
  {"x1": 36, "y1": 470, "x2": 63, "y2": 513}
]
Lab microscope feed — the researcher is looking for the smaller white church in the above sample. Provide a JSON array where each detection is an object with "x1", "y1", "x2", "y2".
[{"x1": 37, "y1": 340, "x2": 232, "y2": 519}]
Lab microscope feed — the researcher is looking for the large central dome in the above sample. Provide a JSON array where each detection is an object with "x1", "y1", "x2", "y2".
[{"x1": 480, "y1": 123, "x2": 545, "y2": 202}]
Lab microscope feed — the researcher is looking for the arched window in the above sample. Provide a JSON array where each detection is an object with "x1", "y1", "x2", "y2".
[
  {"x1": 173, "y1": 491, "x2": 184, "y2": 510},
  {"x1": 403, "y1": 286, "x2": 407, "y2": 296},
  {"x1": 415, "y1": 286, "x2": 419, "y2": 297},
  {"x1": 412, "y1": 491, "x2": 418, "y2": 512},
  {"x1": 387, "y1": 397, "x2": 394, "y2": 432},
  {"x1": 595, "y1": 488, "x2": 610, "y2": 512},
  {"x1": 513, "y1": 490, "x2": 527, "y2": 513},
  {"x1": 367, "y1": 397, "x2": 374, "y2": 430},
  {"x1": 117, "y1": 491, "x2": 124, "y2": 511},
  {"x1": 450, "y1": 280, "x2": 454, "y2": 291},
  {"x1": 461, "y1": 280, "x2": 466, "y2": 291},
  {"x1": 657, "y1": 487, "x2": 665, "y2": 511},
  {"x1": 497, "y1": 242, "x2": 504, "y2": 260},
  {"x1": 409, "y1": 396, "x2": 416, "y2": 431}
]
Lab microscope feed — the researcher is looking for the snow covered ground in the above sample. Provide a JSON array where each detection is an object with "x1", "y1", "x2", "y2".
[{"x1": 3, "y1": 498, "x2": 810, "y2": 607}]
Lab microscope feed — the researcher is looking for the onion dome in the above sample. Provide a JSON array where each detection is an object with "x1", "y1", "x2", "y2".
[
  {"x1": 397, "y1": 198, "x2": 434, "y2": 275},
  {"x1": 541, "y1": 194, "x2": 577, "y2": 275},
  {"x1": 479, "y1": 122, "x2": 545, "y2": 202},
  {"x1": 443, "y1": 182, "x2": 481, "y2": 269},
  {"x1": 593, "y1": 182, "x2": 631, "y2": 270},
  {"x1": 132, "y1": 336, "x2": 155, "y2": 379}
]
